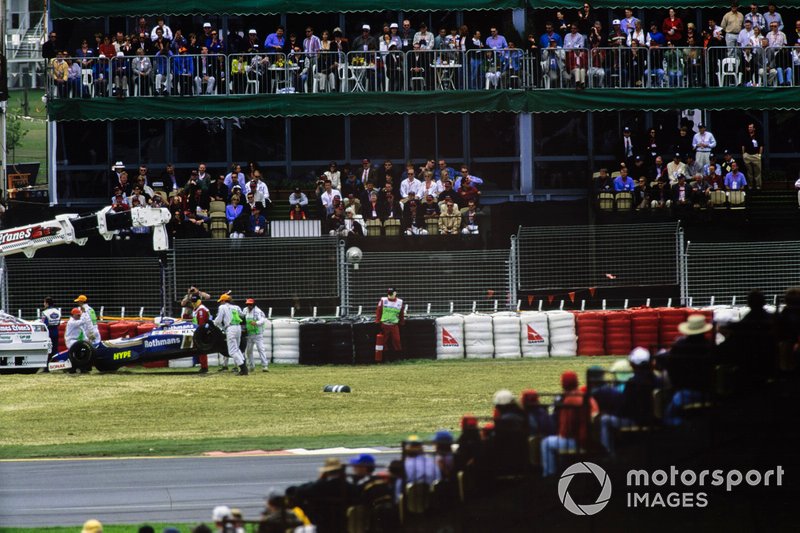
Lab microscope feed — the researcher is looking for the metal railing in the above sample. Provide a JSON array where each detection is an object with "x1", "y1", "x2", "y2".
[{"x1": 43, "y1": 45, "x2": 800, "y2": 98}]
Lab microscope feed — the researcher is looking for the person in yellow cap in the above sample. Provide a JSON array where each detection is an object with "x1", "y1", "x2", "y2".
[
  {"x1": 81, "y1": 518, "x2": 103, "y2": 533},
  {"x1": 74, "y1": 294, "x2": 101, "y2": 341},
  {"x1": 243, "y1": 297, "x2": 269, "y2": 372},
  {"x1": 214, "y1": 292, "x2": 247, "y2": 375}
]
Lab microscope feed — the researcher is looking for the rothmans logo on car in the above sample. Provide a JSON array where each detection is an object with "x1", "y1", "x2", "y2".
[{"x1": 144, "y1": 337, "x2": 181, "y2": 349}]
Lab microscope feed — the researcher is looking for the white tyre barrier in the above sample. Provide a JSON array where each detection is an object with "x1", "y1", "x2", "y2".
[
  {"x1": 168, "y1": 357, "x2": 194, "y2": 368},
  {"x1": 464, "y1": 313, "x2": 494, "y2": 359},
  {"x1": 520, "y1": 311, "x2": 550, "y2": 358},
  {"x1": 436, "y1": 314, "x2": 464, "y2": 360},
  {"x1": 547, "y1": 311, "x2": 577, "y2": 357},
  {"x1": 272, "y1": 318, "x2": 300, "y2": 364},
  {"x1": 261, "y1": 319, "x2": 273, "y2": 362},
  {"x1": 492, "y1": 312, "x2": 521, "y2": 359}
]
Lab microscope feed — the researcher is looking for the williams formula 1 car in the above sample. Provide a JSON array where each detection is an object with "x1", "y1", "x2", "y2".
[{"x1": 48, "y1": 319, "x2": 227, "y2": 372}]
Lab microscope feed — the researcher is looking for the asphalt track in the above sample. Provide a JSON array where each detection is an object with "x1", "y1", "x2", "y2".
[{"x1": 0, "y1": 452, "x2": 396, "y2": 527}]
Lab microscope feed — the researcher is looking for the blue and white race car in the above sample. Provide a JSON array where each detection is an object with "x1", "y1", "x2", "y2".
[{"x1": 48, "y1": 319, "x2": 227, "y2": 372}]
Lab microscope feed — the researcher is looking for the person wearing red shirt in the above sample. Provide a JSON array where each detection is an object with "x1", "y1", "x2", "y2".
[
  {"x1": 376, "y1": 289, "x2": 405, "y2": 360},
  {"x1": 540, "y1": 371, "x2": 599, "y2": 476},
  {"x1": 662, "y1": 9, "x2": 685, "y2": 45}
]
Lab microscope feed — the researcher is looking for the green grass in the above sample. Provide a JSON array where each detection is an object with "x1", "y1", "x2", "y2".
[
  {"x1": 0, "y1": 524, "x2": 192, "y2": 533},
  {"x1": 5, "y1": 89, "x2": 47, "y2": 182},
  {"x1": 0, "y1": 358, "x2": 621, "y2": 459}
]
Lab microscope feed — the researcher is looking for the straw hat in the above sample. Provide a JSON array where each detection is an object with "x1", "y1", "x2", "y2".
[{"x1": 678, "y1": 314, "x2": 712, "y2": 336}]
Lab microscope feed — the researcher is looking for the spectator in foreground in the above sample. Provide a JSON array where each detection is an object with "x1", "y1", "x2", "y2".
[
  {"x1": 294, "y1": 458, "x2": 354, "y2": 533},
  {"x1": 259, "y1": 491, "x2": 303, "y2": 533},
  {"x1": 81, "y1": 519, "x2": 103, "y2": 533}
]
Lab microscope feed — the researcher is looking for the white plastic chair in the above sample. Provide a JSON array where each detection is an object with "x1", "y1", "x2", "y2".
[
  {"x1": 717, "y1": 58, "x2": 741, "y2": 87},
  {"x1": 81, "y1": 68, "x2": 94, "y2": 97}
]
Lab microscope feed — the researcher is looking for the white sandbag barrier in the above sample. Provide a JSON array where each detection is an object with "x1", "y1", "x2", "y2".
[
  {"x1": 436, "y1": 314, "x2": 465, "y2": 359},
  {"x1": 464, "y1": 313, "x2": 495, "y2": 359},
  {"x1": 272, "y1": 318, "x2": 300, "y2": 364},
  {"x1": 520, "y1": 311, "x2": 550, "y2": 358},
  {"x1": 547, "y1": 311, "x2": 577, "y2": 357},
  {"x1": 492, "y1": 312, "x2": 522, "y2": 358}
]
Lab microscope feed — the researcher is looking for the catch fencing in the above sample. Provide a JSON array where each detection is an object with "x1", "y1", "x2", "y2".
[
  {"x1": 2, "y1": 256, "x2": 166, "y2": 319},
  {"x1": 342, "y1": 247, "x2": 516, "y2": 316},
  {"x1": 686, "y1": 241, "x2": 800, "y2": 307},
  {"x1": 515, "y1": 223, "x2": 685, "y2": 295}
]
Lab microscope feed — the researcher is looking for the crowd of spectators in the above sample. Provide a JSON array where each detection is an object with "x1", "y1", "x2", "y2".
[
  {"x1": 44, "y1": 4, "x2": 800, "y2": 96},
  {"x1": 74, "y1": 285, "x2": 797, "y2": 530},
  {"x1": 595, "y1": 119, "x2": 767, "y2": 214},
  {"x1": 108, "y1": 157, "x2": 486, "y2": 240}
]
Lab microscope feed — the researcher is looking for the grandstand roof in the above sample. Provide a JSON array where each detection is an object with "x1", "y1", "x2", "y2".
[
  {"x1": 48, "y1": 88, "x2": 800, "y2": 121},
  {"x1": 50, "y1": 0, "x2": 525, "y2": 19}
]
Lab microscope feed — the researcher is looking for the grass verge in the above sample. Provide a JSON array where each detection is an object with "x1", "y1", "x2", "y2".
[{"x1": 0, "y1": 358, "x2": 621, "y2": 459}]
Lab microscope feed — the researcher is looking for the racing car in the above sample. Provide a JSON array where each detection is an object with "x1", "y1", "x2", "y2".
[
  {"x1": 48, "y1": 318, "x2": 227, "y2": 372},
  {"x1": 0, "y1": 312, "x2": 52, "y2": 373}
]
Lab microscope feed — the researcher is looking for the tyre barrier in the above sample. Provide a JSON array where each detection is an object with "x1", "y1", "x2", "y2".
[
  {"x1": 520, "y1": 311, "x2": 549, "y2": 358},
  {"x1": 630, "y1": 308, "x2": 659, "y2": 353},
  {"x1": 323, "y1": 384, "x2": 351, "y2": 393},
  {"x1": 464, "y1": 313, "x2": 494, "y2": 359},
  {"x1": 547, "y1": 311, "x2": 577, "y2": 357},
  {"x1": 328, "y1": 321, "x2": 355, "y2": 365},
  {"x1": 299, "y1": 320, "x2": 329, "y2": 365},
  {"x1": 352, "y1": 319, "x2": 380, "y2": 364},
  {"x1": 657, "y1": 308, "x2": 687, "y2": 348},
  {"x1": 272, "y1": 318, "x2": 300, "y2": 364},
  {"x1": 261, "y1": 319, "x2": 273, "y2": 363},
  {"x1": 575, "y1": 311, "x2": 605, "y2": 356},
  {"x1": 604, "y1": 311, "x2": 632, "y2": 356},
  {"x1": 492, "y1": 312, "x2": 522, "y2": 359},
  {"x1": 402, "y1": 317, "x2": 437, "y2": 360},
  {"x1": 436, "y1": 314, "x2": 465, "y2": 360}
]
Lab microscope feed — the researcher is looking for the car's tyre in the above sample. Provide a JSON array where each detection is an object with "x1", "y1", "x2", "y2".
[
  {"x1": 68, "y1": 341, "x2": 95, "y2": 371},
  {"x1": 193, "y1": 324, "x2": 226, "y2": 354}
]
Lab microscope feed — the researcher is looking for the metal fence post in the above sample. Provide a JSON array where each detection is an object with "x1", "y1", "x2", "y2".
[
  {"x1": 679, "y1": 232, "x2": 688, "y2": 306},
  {"x1": 509, "y1": 234, "x2": 518, "y2": 311},
  {"x1": 339, "y1": 240, "x2": 348, "y2": 316}
]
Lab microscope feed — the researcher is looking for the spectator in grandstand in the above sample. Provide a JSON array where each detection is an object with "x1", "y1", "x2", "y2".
[
  {"x1": 684, "y1": 153, "x2": 702, "y2": 178},
  {"x1": 438, "y1": 197, "x2": 461, "y2": 235},
  {"x1": 620, "y1": 8, "x2": 639, "y2": 36},
  {"x1": 461, "y1": 200, "x2": 480, "y2": 234},
  {"x1": 466, "y1": 30, "x2": 485, "y2": 89},
  {"x1": 42, "y1": 31, "x2": 60, "y2": 60},
  {"x1": 565, "y1": 32, "x2": 588, "y2": 89},
  {"x1": 456, "y1": 176, "x2": 481, "y2": 207},
  {"x1": 434, "y1": 160, "x2": 457, "y2": 182},
  {"x1": 420, "y1": 171, "x2": 443, "y2": 200},
  {"x1": 362, "y1": 191, "x2": 381, "y2": 220},
  {"x1": 247, "y1": 203, "x2": 266, "y2": 237},
  {"x1": 402, "y1": 200, "x2": 427, "y2": 235},
  {"x1": 399, "y1": 19, "x2": 415, "y2": 53},
  {"x1": 741, "y1": 123, "x2": 764, "y2": 189},
  {"x1": 643, "y1": 128, "x2": 661, "y2": 167},
  {"x1": 321, "y1": 161, "x2": 341, "y2": 189},
  {"x1": 745, "y1": 3, "x2": 766, "y2": 32},
  {"x1": 633, "y1": 177, "x2": 650, "y2": 209},
  {"x1": 247, "y1": 177, "x2": 269, "y2": 206},
  {"x1": 608, "y1": 19, "x2": 626, "y2": 48},
  {"x1": 380, "y1": 192, "x2": 402, "y2": 221},
  {"x1": 666, "y1": 153, "x2": 688, "y2": 185},
  {"x1": 721, "y1": 2, "x2": 744, "y2": 53},
  {"x1": 413, "y1": 22, "x2": 434, "y2": 50},
  {"x1": 613, "y1": 167, "x2": 635, "y2": 191},
  {"x1": 689, "y1": 173, "x2": 711, "y2": 207},
  {"x1": 422, "y1": 194, "x2": 441, "y2": 220},
  {"x1": 486, "y1": 26, "x2": 508, "y2": 51},
  {"x1": 207, "y1": 175, "x2": 228, "y2": 202},
  {"x1": 541, "y1": 371, "x2": 598, "y2": 477},
  {"x1": 692, "y1": 124, "x2": 717, "y2": 167},
  {"x1": 318, "y1": 179, "x2": 342, "y2": 217},
  {"x1": 671, "y1": 174, "x2": 692, "y2": 214},
  {"x1": 438, "y1": 179, "x2": 459, "y2": 206},
  {"x1": 356, "y1": 159, "x2": 377, "y2": 186},
  {"x1": 341, "y1": 172, "x2": 362, "y2": 199},
  {"x1": 724, "y1": 160, "x2": 748, "y2": 191},
  {"x1": 650, "y1": 179, "x2": 672, "y2": 210},
  {"x1": 400, "y1": 169, "x2": 423, "y2": 199},
  {"x1": 403, "y1": 435, "x2": 440, "y2": 491},
  {"x1": 764, "y1": 4, "x2": 784, "y2": 31},
  {"x1": 630, "y1": 156, "x2": 647, "y2": 180},
  {"x1": 264, "y1": 26, "x2": 285, "y2": 52},
  {"x1": 539, "y1": 22, "x2": 563, "y2": 49},
  {"x1": 353, "y1": 23, "x2": 378, "y2": 53},
  {"x1": 594, "y1": 167, "x2": 613, "y2": 193},
  {"x1": 193, "y1": 46, "x2": 217, "y2": 95},
  {"x1": 223, "y1": 164, "x2": 245, "y2": 190},
  {"x1": 739, "y1": 19, "x2": 756, "y2": 47},
  {"x1": 618, "y1": 126, "x2": 637, "y2": 169},
  {"x1": 454, "y1": 165, "x2": 483, "y2": 191}
]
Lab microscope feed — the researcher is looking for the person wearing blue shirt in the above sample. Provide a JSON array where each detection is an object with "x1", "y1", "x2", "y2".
[
  {"x1": 264, "y1": 26, "x2": 286, "y2": 53},
  {"x1": 454, "y1": 166, "x2": 484, "y2": 190},
  {"x1": 648, "y1": 22, "x2": 667, "y2": 46},
  {"x1": 486, "y1": 27, "x2": 508, "y2": 50},
  {"x1": 613, "y1": 167, "x2": 635, "y2": 191},
  {"x1": 620, "y1": 9, "x2": 639, "y2": 36},
  {"x1": 724, "y1": 161, "x2": 748, "y2": 190},
  {"x1": 539, "y1": 22, "x2": 564, "y2": 49}
]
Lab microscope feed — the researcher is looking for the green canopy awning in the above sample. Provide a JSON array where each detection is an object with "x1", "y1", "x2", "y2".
[
  {"x1": 527, "y1": 0, "x2": 795, "y2": 7},
  {"x1": 50, "y1": 0, "x2": 525, "y2": 19},
  {"x1": 47, "y1": 88, "x2": 800, "y2": 121}
]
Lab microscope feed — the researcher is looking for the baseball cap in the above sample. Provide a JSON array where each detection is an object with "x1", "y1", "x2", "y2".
[
  {"x1": 390, "y1": 22, "x2": 398, "y2": 29},
  {"x1": 71, "y1": 308, "x2": 82, "y2": 316},
  {"x1": 629, "y1": 347, "x2": 651, "y2": 366},
  {"x1": 245, "y1": 298, "x2": 255, "y2": 304},
  {"x1": 212, "y1": 505, "x2": 231, "y2": 522},
  {"x1": 74, "y1": 295, "x2": 88, "y2": 303},
  {"x1": 81, "y1": 519, "x2": 103, "y2": 533},
  {"x1": 349, "y1": 453, "x2": 375, "y2": 466},
  {"x1": 203, "y1": 22, "x2": 212, "y2": 28},
  {"x1": 698, "y1": 123, "x2": 706, "y2": 128},
  {"x1": 249, "y1": 29, "x2": 257, "y2": 34},
  {"x1": 362, "y1": 24, "x2": 371, "y2": 31},
  {"x1": 623, "y1": 126, "x2": 631, "y2": 132},
  {"x1": 612, "y1": 19, "x2": 621, "y2": 25},
  {"x1": 561, "y1": 370, "x2": 579, "y2": 390},
  {"x1": 217, "y1": 293, "x2": 232, "y2": 303},
  {"x1": 493, "y1": 389, "x2": 514, "y2": 406}
]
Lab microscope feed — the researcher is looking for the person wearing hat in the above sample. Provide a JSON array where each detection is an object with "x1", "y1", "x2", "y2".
[
  {"x1": 349, "y1": 453, "x2": 377, "y2": 487},
  {"x1": 214, "y1": 293, "x2": 247, "y2": 375},
  {"x1": 667, "y1": 152, "x2": 688, "y2": 184},
  {"x1": 247, "y1": 202, "x2": 267, "y2": 237},
  {"x1": 403, "y1": 435, "x2": 440, "y2": 495},
  {"x1": 288, "y1": 187, "x2": 309, "y2": 219},
  {"x1": 81, "y1": 518, "x2": 103, "y2": 533},
  {"x1": 65, "y1": 306, "x2": 95, "y2": 350},
  {"x1": 376, "y1": 288, "x2": 405, "y2": 360},
  {"x1": 540, "y1": 371, "x2": 599, "y2": 476},
  {"x1": 619, "y1": 126, "x2": 637, "y2": 170},
  {"x1": 74, "y1": 295, "x2": 101, "y2": 341},
  {"x1": 352, "y1": 24, "x2": 377, "y2": 54},
  {"x1": 692, "y1": 123, "x2": 717, "y2": 168},
  {"x1": 111, "y1": 161, "x2": 126, "y2": 185},
  {"x1": 187, "y1": 291, "x2": 212, "y2": 373},
  {"x1": 211, "y1": 505, "x2": 232, "y2": 531},
  {"x1": 243, "y1": 298, "x2": 268, "y2": 371},
  {"x1": 293, "y1": 457, "x2": 353, "y2": 532}
]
